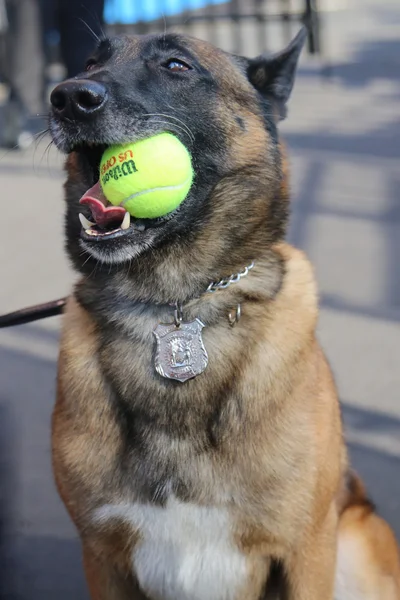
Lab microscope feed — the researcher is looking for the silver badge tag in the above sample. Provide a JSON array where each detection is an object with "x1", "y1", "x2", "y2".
[{"x1": 153, "y1": 319, "x2": 208, "y2": 382}]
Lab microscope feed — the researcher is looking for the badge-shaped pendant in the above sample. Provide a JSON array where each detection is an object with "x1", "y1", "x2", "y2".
[{"x1": 153, "y1": 319, "x2": 208, "y2": 382}]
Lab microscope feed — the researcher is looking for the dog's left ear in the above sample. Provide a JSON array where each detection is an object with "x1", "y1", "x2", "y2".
[{"x1": 247, "y1": 27, "x2": 307, "y2": 119}]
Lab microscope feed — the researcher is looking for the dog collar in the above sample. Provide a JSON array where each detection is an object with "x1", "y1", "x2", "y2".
[{"x1": 153, "y1": 261, "x2": 255, "y2": 383}]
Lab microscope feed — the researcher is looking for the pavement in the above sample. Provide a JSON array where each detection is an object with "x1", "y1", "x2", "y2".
[{"x1": 0, "y1": 0, "x2": 399, "y2": 597}]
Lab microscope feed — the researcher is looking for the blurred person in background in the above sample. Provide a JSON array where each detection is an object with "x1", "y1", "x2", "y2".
[
  {"x1": 0, "y1": 0, "x2": 105, "y2": 149},
  {"x1": 0, "y1": 0, "x2": 43, "y2": 148},
  {"x1": 41, "y1": 0, "x2": 106, "y2": 81}
]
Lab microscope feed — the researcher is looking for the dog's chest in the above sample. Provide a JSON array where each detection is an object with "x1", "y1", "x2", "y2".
[{"x1": 95, "y1": 496, "x2": 248, "y2": 600}]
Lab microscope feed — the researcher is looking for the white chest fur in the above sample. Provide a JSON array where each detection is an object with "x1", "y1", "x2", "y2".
[{"x1": 94, "y1": 496, "x2": 248, "y2": 600}]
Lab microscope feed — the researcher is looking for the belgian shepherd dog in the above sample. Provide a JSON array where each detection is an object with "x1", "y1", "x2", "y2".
[{"x1": 49, "y1": 29, "x2": 400, "y2": 599}]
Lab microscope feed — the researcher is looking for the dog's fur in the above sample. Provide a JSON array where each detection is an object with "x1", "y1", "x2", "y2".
[{"x1": 50, "y1": 30, "x2": 400, "y2": 599}]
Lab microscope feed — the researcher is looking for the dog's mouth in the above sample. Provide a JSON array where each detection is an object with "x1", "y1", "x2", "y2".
[
  {"x1": 79, "y1": 180, "x2": 143, "y2": 240},
  {"x1": 76, "y1": 143, "x2": 174, "y2": 242}
]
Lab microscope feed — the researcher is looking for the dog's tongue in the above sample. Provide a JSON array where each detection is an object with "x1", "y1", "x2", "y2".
[{"x1": 79, "y1": 181, "x2": 126, "y2": 227}]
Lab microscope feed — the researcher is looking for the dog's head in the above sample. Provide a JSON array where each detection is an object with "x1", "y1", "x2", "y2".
[{"x1": 50, "y1": 30, "x2": 305, "y2": 302}]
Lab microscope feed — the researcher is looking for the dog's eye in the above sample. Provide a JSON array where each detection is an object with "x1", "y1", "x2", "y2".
[
  {"x1": 164, "y1": 59, "x2": 191, "y2": 72},
  {"x1": 85, "y1": 59, "x2": 98, "y2": 72}
]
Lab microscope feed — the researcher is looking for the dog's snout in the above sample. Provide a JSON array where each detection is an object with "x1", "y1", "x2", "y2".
[{"x1": 51, "y1": 80, "x2": 107, "y2": 120}]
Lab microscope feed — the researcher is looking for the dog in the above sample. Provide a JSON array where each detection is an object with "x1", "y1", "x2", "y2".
[{"x1": 49, "y1": 28, "x2": 400, "y2": 599}]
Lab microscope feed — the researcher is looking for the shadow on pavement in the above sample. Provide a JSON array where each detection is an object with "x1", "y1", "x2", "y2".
[
  {"x1": 287, "y1": 130, "x2": 400, "y2": 323},
  {"x1": 342, "y1": 404, "x2": 400, "y2": 539},
  {"x1": 7, "y1": 535, "x2": 87, "y2": 600},
  {"x1": 286, "y1": 120, "x2": 400, "y2": 159},
  {"x1": 343, "y1": 402, "x2": 400, "y2": 437},
  {"x1": 288, "y1": 155, "x2": 400, "y2": 321},
  {"x1": 348, "y1": 440, "x2": 400, "y2": 539},
  {"x1": 299, "y1": 36, "x2": 400, "y2": 91},
  {"x1": 0, "y1": 404, "x2": 16, "y2": 600}
]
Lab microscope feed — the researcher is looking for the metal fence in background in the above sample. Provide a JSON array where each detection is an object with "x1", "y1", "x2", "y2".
[{"x1": 105, "y1": 0, "x2": 321, "y2": 57}]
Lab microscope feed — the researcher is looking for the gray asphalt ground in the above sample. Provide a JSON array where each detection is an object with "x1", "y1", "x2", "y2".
[{"x1": 0, "y1": 0, "x2": 399, "y2": 597}]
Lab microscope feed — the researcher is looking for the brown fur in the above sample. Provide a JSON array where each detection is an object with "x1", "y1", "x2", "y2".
[
  {"x1": 51, "y1": 32, "x2": 400, "y2": 600},
  {"x1": 53, "y1": 245, "x2": 400, "y2": 599}
]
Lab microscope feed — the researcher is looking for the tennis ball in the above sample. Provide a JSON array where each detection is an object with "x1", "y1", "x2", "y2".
[{"x1": 99, "y1": 133, "x2": 193, "y2": 219}]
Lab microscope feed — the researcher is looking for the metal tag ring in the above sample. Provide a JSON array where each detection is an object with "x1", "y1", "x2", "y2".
[
  {"x1": 174, "y1": 303, "x2": 183, "y2": 327},
  {"x1": 228, "y1": 303, "x2": 241, "y2": 327}
]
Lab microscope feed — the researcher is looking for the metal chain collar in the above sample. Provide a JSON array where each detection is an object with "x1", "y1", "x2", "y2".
[
  {"x1": 206, "y1": 261, "x2": 255, "y2": 293},
  {"x1": 173, "y1": 261, "x2": 255, "y2": 328}
]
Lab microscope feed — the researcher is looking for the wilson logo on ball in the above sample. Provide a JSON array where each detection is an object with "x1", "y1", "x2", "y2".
[
  {"x1": 101, "y1": 149, "x2": 135, "y2": 174},
  {"x1": 101, "y1": 159, "x2": 138, "y2": 186}
]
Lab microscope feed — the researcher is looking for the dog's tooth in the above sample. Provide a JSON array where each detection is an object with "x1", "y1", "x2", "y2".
[
  {"x1": 121, "y1": 212, "x2": 131, "y2": 230},
  {"x1": 79, "y1": 213, "x2": 95, "y2": 229},
  {"x1": 136, "y1": 223, "x2": 146, "y2": 232}
]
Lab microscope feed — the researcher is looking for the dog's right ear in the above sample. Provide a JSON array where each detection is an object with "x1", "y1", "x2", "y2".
[{"x1": 247, "y1": 27, "x2": 307, "y2": 119}]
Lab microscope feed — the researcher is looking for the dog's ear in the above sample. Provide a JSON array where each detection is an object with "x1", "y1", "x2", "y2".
[{"x1": 247, "y1": 27, "x2": 307, "y2": 119}]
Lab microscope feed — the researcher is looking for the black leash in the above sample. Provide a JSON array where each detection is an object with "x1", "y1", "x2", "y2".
[{"x1": 0, "y1": 298, "x2": 66, "y2": 328}]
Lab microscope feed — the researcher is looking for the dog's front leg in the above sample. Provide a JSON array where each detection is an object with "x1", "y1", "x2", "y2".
[
  {"x1": 83, "y1": 545, "x2": 148, "y2": 600},
  {"x1": 285, "y1": 504, "x2": 338, "y2": 600}
]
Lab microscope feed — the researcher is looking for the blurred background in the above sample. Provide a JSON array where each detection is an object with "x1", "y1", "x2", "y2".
[{"x1": 0, "y1": 0, "x2": 399, "y2": 597}]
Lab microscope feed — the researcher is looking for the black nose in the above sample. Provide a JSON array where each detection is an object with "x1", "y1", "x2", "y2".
[{"x1": 50, "y1": 80, "x2": 107, "y2": 120}]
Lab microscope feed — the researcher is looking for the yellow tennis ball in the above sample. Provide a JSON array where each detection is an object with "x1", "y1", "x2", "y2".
[{"x1": 99, "y1": 133, "x2": 193, "y2": 219}]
